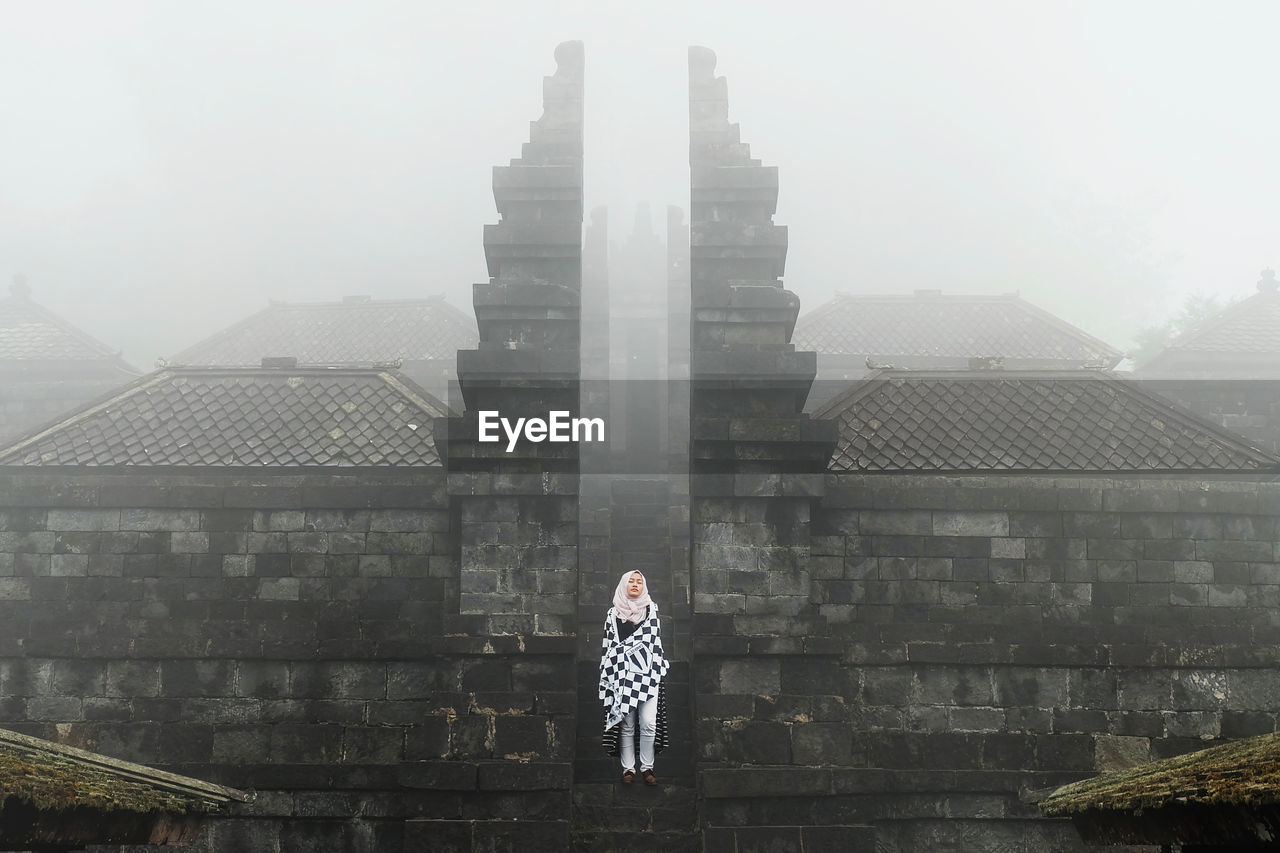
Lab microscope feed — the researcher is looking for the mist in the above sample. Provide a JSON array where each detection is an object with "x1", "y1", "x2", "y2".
[{"x1": 3, "y1": 0, "x2": 1278, "y2": 368}]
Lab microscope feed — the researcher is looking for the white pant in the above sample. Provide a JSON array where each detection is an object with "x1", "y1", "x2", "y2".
[{"x1": 619, "y1": 695, "x2": 657, "y2": 772}]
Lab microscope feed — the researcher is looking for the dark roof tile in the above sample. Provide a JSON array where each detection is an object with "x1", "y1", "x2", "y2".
[
  {"x1": 793, "y1": 292, "x2": 1122, "y2": 367},
  {"x1": 1160, "y1": 286, "x2": 1280, "y2": 354},
  {"x1": 1040, "y1": 732, "x2": 1280, "y2": 816},
  {"x1": 0, "y1": 293, "x2": 137, "y2": 367},
  {"x1": 0, "y1": 366, "x2": 451, "y2": 467},
  {"x1": 0, "y1": 726, "x2": 247, "y2": 815},
  {"x1": 816, "y1": 370, "x2": 1279, "y2": 473}
]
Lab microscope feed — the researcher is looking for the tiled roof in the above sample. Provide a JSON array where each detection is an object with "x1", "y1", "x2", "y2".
[
  {"x1": 170, "y1": 296, "x2": 477, "y2": 365},
  {"x1": 1040, "y1": 732, "x2": 1280, "y2": 816},
  {"x1": 793, "y1": 292, "x2": 1122, "y2": 367},
  {"x1": 0, "y1": 290, "x2": 136, "y2": 367},
  {"x1": 815, "y1": 370, "x2": 1279, "y2": 473},
  {"x1": 1159, "y1": 280, "x2": 1280, "y2": 354},
  {"x1": 0, "y1": 365, "x2": 451, "y2": 467},
  {"x1": 0, "y1": 727, "x2": 247, "y2": 816}
]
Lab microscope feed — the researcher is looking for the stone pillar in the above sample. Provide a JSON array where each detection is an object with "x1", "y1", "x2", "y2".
[
  {"x1": 687, "y1": 46, "x2": 835, "y2": 635},
  {"x1": 687, "y1": 47, "x2": 869, "y2": 850},
  {"x1": 436, "y1": 40, "x2": 584, "y2": 638},
  {"x1": 429, "y1": 43, "x2": 585, "y2": 851}
]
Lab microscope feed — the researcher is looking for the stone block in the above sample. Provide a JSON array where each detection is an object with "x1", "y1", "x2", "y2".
[
  {"x1": 989, "y1": 538, "x2": 1025, "y2": 559},
  {"x1": 1088, "y1": 538, "x2": 1142, "y2": 560},
  {"x1": 162, "y1": 660, "x2": 234, "y2": 698},
  {"x1": 105, "y1": 660, "x2": 161, "y2": 698},
  {"x1": 49, "y1": 659, "x2": 105, "y2": 697},
  {"x1": 120, "y1": 509, "x2": 200, "y2": 532},
  {"x1": 859, "y1": 510, "x2": 932, "y2": 536},
  {"x1": 234, "y1": 661, "x2": 289, "y2": 699},
  {"x1": 1221, "y1": 710, "x2": 1276, "y2": 737},
  {"x1": 933, "y1": 512, "x2": 1008, "y2": 537},
  {"x1": 1036, "y1": 733, "x2": 1095, "y2": 771},
  {"x1": 1206, "y1": 584, "x2": 1247, "y2": 607},
  {"x1": 948, "y1": 706, "x2": 1005, "y2": 732},
  {"x1": 49, "y1": 554, "x2": 87, "y2": 577},
  {"x1": 1064, "y1": 512, "x2": 1122, "y2": 538},
  {"x1": 1165, "y1": 710, "x2": 1221, "y2": 739},
  {"x1": 1094, "y1": 735, "x2": 1150, "y2": 772},
  {"x1": 222, "y1": 554, "x2": 255, "y2": 577},
  {"x1": 1169, "y1": 583, "x2": 1208, "y2": 607},
  {"x1": 169, "y1": 531, "x2": 209, "y2": 553},
  {"x1": 258, "y1": 578, "x2": 300, "y2": 601},
  {"x1": 1103, "y1": 488, "x2": 1179, "y2": 513},
  {"x1": 1213, "y1": 562, "x2": 1251, "y2": 584},
  {"x1": 269, "y1": 723, "x2": 343, "y2": 763},
  {"x1": 211, "y1": 726, "x2": 271, "y2": 763},
  {"x1": 1008, "y1": 512, "x2": 1062, "y2": 538},
  {"x1": 341, "y1": 725, "x2": 405, "y2": 763},
  {"x1": 45, "y1": 509, "x2": 120, "y2": 532},
  {"x1": 1197, "y1": 540, "x2": 1273, "y2": 562},
  {"x1": 1144, "y1": 538, "x2": 1195, "y2": 560},
  {"x1": 1119, "y1": 670, "x2": 1172, "y2": 710},
  {"x1": 924, "y1": 536, "x2": 991, "y2": 558},
  {"x1": 476, "y1": 760, "x2": 571, "y2": 791},
  {"x1": 719, "y1": 659, "x2": 780, "y2": 695},
  {"x1": 700, "y1": 767, "x2": 831, "y2": 798}
]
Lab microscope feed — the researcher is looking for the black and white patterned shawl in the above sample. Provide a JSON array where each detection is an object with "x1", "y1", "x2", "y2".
[{"x1": 598, "y1": 603, "x2": 670, "y2": 737}]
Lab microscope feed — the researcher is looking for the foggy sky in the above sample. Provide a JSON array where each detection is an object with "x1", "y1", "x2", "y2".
[{"x1": 3, "y1": 0, "x2": 1278, "y2": 368}]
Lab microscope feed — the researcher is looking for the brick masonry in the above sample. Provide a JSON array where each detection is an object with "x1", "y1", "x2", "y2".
[
  {"x1": 0, "y1": 471, "x2": 575, "y2": 853},
  {"x1": 691, "y1": 473, "x2": 1280, "y2": 852},
  {"x1": 6, "y1": 467, "x2": 1280, "y2": 852}
]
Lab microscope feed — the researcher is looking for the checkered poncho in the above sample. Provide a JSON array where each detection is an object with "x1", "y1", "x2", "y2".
[{"x1": 598, "y1": 603, "x2": 670, "y2": 732}]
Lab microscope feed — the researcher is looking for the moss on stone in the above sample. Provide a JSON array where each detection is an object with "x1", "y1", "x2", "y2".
[
  {"x1": 1041, "y1": 732, "x2": 1280, "y2": 816},
  {"x1": 0, "y1": 750, "x2": 206, "y2": 815}
]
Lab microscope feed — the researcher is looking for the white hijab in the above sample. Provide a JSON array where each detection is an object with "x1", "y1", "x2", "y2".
[{"x1": 612, "y1": 570, "x2": 652, "y2": 624}]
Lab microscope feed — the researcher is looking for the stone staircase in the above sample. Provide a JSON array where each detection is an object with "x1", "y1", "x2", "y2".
[
  {"x1": 573, "y1": 660, "x2": 696, "y2": 852},
  {"x1": 572, "y1": 477, "x2": 698, "y2": 851}
]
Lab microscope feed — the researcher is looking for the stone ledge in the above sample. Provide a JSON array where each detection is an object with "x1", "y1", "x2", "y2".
[
  {"x1": 432, "y1": 635, "x2": 578, "y2": 656},
  {"x1": 692, "y1": 636, "x2": 843, "y2": 656},
  {"x1": 701, "y1": 767, "x2": 831, "y2": 798},
  {"x1": 404, "y1": 818, "x2": 569, "y2": 853}
]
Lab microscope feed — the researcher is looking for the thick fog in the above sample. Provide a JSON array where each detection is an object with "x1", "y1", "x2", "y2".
[{"x1": 3, "y1": 0, "x2": 1278, "y2": 368}]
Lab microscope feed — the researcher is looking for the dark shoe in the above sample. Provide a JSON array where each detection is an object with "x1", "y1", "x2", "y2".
[
  {"x1": 621, "y1": 770, "x2": 635, "y2": 784},
  {"x1": 642, "y1": 769, "x2": 658, "y2": 786}
]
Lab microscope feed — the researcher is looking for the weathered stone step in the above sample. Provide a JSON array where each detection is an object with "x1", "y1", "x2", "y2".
[
  {"x1": 571, "y1": 781, "x2": 700, "y2": 852},
  {"x1": 572, "y1": 828, "x2": 702, "y2": 853},
  {"x1": 702, "y1": 824, "x2": 877, "y2": 852}
]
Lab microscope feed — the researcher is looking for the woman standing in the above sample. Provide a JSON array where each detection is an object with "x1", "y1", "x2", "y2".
[{"x1": 599, "y1": 570, "x2": 670, "y2": 786}]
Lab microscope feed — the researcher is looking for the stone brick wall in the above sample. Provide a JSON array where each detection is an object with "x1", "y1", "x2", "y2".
[
  {"x1": 694, "y1": 474, "x2": 1280, "y2": 852},
  {"x1": 0, "y1": 471, "x2": 575, "y2": 853}
]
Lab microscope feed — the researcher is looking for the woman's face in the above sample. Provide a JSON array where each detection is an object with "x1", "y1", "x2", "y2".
[{"x1": 626, "y1": 573, "x2": 645, "y2": 598}]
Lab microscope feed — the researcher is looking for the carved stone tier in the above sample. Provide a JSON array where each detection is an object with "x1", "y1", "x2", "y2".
[
  {"x1": 687, "y1": 46, "x2": 834, "y2": 476},
  {"x1": 440, "y1": 41, "x2": 585, "y2": 474}
]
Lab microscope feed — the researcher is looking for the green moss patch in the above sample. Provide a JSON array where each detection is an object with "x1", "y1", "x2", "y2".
[
  {"x1": 0, "y1": 750, "x2": 204, "y2": 815},
  {"x1": 1041, "y1": 733, "x2": 1280, "y2": 816}
]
